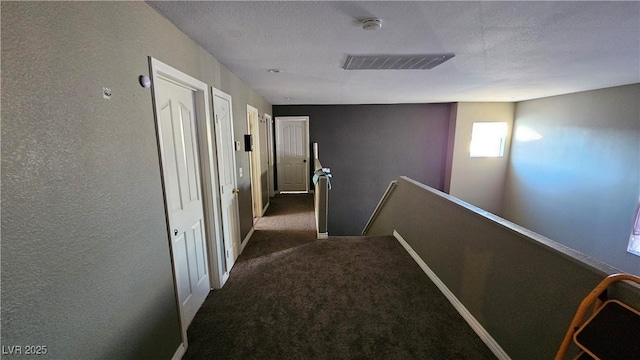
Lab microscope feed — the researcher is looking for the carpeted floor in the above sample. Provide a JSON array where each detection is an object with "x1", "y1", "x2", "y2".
[{"x1": 183, "y1": 194, "x2": 496, "y2": 359}]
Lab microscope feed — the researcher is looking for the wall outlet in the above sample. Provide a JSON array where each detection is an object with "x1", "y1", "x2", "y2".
[{"x1": 239, "y1": 167, "x2": 243, "y2": 177}]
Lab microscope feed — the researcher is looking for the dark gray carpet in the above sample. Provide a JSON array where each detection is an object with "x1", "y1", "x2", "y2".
[{"x1": 183, "y1": 194, "x2": 496, "y2": 359}]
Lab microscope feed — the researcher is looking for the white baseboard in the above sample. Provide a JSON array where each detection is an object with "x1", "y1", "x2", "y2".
[
  {"x1": 317, "y1": 232, "x2": 328, "y2": 239},
  {"x1": 262, "y1": 202, "x2": 269, "y2": 216},
  {"x1": 392, "y1": 230, "x2": 511, "y2": 360},
  {"x1": 240, "y1": 227, "x2": 255, "y2": 254},
  {"x1": 220, "y1": 270, "x2": 229, "y2": 288},
  {"x1": 172, "y1": 343, "x2": 186, "y2": 360}
]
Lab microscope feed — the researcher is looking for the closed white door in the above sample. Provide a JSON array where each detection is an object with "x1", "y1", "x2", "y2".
[
  {"x1": 155, "y1": 77, "x2": 210, "y2": 329},
  {"x1": 275, "y1": 117, "x2": 309, "y2": 192},
  {"x1": 212, "y1": 88, "x2": 241, "y2": 271},
  {"x1": 247, "y1": 105, "x2": 263, "y2": 217}
]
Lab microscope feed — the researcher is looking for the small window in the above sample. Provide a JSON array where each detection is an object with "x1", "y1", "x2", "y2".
[
  {"x1": 628, "y1": 203, "x2": 640, "y2": 256},
  {"x1": 470, "y1": 122, "x2": 508, "y2": 157}
]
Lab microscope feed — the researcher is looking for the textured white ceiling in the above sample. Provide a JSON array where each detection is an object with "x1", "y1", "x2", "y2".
[{"x1": 149, "y1": 1, "x2": 640, "y2": 104}]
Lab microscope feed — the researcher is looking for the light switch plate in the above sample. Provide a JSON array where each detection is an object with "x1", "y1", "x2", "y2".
[{"x1": 235, "y1": 141, "x2": 241, "y2": 151}]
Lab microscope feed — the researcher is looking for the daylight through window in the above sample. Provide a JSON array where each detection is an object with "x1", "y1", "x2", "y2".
[{"x1": 470, "y1": 122, "x2": 508, "y2": 158}]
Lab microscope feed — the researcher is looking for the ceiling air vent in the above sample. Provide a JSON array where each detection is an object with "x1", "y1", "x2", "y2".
[{"x1": 343, "y1": 53, "x2": 455, "y2": 70}]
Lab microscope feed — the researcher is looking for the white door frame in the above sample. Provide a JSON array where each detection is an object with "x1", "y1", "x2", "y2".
[
  {"x1": 149, "y1": 57, "x2": 225, "y2": 349},
  {"x1": 265, "y1": 113, "x2": 275, "y2": 198},
  {"x1": 211, "y1": 86, "x2": 241, "y2": 279},
  {"x1": 246, "y1": 104, "x2": 262, "y2": 218},
  {"x1": 275, "y1": 116, "x2": 310, "y2": 193}
]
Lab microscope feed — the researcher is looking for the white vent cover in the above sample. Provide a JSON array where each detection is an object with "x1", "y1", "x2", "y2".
[{"x1": 343, "y1": 54, "x2": 455, "y2": 70}]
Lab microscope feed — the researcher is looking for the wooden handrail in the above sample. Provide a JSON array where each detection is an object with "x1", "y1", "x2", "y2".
[{"x1": 362, "y1": 180, "x2": 398, "y2": 235}]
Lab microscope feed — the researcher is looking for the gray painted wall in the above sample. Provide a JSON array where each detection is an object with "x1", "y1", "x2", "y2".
[
  {"x1": 1, "y1": 2, "x2": 270, "y2": 359},
  {"x1": 366, "y1": 177, "x2": 640, "y2": 359},
  {"x1": 503, "y1": 84, "x2": 640, "y2": 275},
  {"x1": 273, "y1": 104, "x2": 450, "y2": 235}
]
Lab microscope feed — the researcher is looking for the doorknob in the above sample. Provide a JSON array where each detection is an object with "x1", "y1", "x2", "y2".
[
  {"x1": 233, "y1": 188, "x2": 240, "y2": 194},
  {"x1": 174, "y1": 229, "x2": 178, "y2": 236}
]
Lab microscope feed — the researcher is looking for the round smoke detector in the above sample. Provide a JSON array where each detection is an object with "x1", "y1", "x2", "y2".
[{"x1": 361, "y1": 18, "x2": 383, "y2": 30}]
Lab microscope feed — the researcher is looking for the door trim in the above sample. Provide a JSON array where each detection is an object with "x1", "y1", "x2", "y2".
[
  {"x1": 275, "y1": 116, "x2": 310, "y2": 193},
  {"x1": 265, "y1": 113, "x2": 275, "y2": 198},
  {"x1": 149, "y1": 57, "x2": 225, "y2": 347}
]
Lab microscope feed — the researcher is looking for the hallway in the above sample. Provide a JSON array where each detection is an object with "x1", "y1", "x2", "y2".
[{"x1": 183, "y1": 194, "x2": 495, "y2": 359}]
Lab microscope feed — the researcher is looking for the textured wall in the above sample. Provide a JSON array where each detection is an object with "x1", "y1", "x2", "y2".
[
  {"x1": 366, "y1": 177, "x2": 640, "y2": 359},
  {"x1": 1, "y1": 2, "x2": 270, "y2": 359},
  {"x1": 448, "y1": 102, "x2": 515, "y2": 216},
  {"x1": 503, "y1": 84, "x2": 640, "y2": 275},
  {"x1": 273, "y1": 104, "x2": 450, "y2": 235}
]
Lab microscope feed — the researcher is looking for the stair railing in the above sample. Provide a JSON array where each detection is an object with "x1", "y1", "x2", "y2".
[
  {"x1": 362, "y1": 180, "x2": 398, "y2": 235},
  {"x1": 313, "y1": 154, "x2": 330, "y2": 239}
]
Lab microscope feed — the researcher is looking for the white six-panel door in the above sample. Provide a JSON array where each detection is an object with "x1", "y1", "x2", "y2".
[
  {"x1": 247, "y1": 105, "x2": 262, "y2": 217},
  {"x1": 275, "y1": 117, "x2": 310, "y2": 192},
  {"x1": 155, "y1": 77, "x2": 210, "y2": 330},
  {"x1": 212, "y1": 88, "x2": 241, "y2": 272}
]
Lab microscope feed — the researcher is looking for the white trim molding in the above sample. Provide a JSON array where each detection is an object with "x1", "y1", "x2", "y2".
[
  {"x1": 393, "y1": 230, "x2": 512, "y2": 360},
  {"x1": 171, "y1": 343, "x2": 187, "y2": 360},
  {"x1": 240, "y1": 227, "x2": 255, "y2": 254},
  {"x1": 171, "y1": 343, "x2": 186, "y2": 360}
]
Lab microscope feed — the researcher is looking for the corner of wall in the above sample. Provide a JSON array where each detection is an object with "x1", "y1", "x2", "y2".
[
  {"x1": 444, "y1": 103, "x2": 458, "y2": 194},
  {"x1": 447, "y1": 102, "x2": 516, "y2": 215}
]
